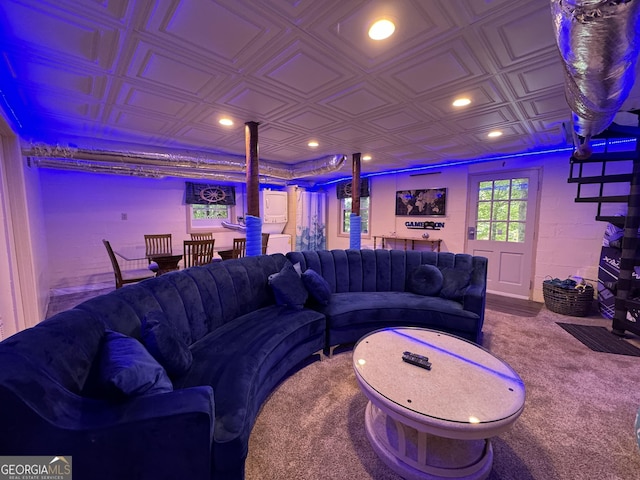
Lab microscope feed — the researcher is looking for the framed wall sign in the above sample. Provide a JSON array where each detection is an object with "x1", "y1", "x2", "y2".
[{"x1": 396, "y1": 188, "x2": 447, "y2": 216}]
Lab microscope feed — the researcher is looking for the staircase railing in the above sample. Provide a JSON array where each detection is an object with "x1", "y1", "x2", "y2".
[{"x1": 567, "y1": 113, "x2": 640, "y2": 336}]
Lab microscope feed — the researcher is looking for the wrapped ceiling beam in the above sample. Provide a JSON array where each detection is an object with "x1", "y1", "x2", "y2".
[{"x1": 550, "y1": 0, "x2": 640, "y2": 158}]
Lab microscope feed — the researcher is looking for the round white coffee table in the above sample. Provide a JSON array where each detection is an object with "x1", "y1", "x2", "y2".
[{"x1": 353, "y1": 327, "x2": 525, "y2": 480}]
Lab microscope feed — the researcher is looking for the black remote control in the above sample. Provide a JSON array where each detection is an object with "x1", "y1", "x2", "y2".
[{"x1": 402, "y1": 351, "x2": 432, "y2": 370}]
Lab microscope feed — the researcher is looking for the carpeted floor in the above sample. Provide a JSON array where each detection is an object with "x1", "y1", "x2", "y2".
[{"x1": 246, "y1": 306, "x2": 640, "y2": 480}]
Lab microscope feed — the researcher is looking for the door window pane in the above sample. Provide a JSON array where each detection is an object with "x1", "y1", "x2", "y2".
[
  {"x1": 477, "y1": 202, "x2": 492, "y2": 220},
  {"x1": 509, "y1": 201, "x2": 527, "y2": 221},
  {"x1": 508, "y1": 222, "x2": 525, "y2": 242},
  {"x1": 511, "y1": 178, "x2": 529, "y2": 199},
  {"x1": 475, "y1": 177, "x2": 528, "y2": 243},
  {"x1": 493, "y1": 180, "x2": 510, "y2": 200},
  {"x1": 478, "y1": 181, "x2": 493, "y2": 201},
  {"x1": 477, "y1": 222, "x2": 491, "y2": 240},
  {"x1": 492, "y1": 222, "x2": 507, "y2": 241},
  {"x1": 492, "y1": 201, "x2": 509, "y2": 221}
]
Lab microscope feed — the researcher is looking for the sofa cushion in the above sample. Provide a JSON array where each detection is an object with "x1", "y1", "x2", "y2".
[
  {"x1": 320, "y1": 291, "x2": 480, "y2": 344},
  {"x1": 141, "y1": 311, "x2": 193, "y2": 377},
  {"x1": 98, "y1": 330, "x2": 173, "y2": 398},
  {"x1": 440, "y1": 267, "x2": 472, "y2": 301},
  {"x1": 302, "y1": 268, "x2": 331, "y2": 305},
  {"x1": 176, "y1": 304, "x2": 325, "y2": 472},
  {"x1": 408, "y1": 264, "x2": 444, "y2": 296},
  {"x1": 0, "y1": 311, "x2": 105, "y2": 394},
  {"x1": 268, "y1": 262, "x2": 308, "y2": 309}
]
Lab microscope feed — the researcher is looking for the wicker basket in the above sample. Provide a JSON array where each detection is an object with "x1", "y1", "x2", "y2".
[{"x1": 542, "y1": 279, "x2": 594, "y2": 316}]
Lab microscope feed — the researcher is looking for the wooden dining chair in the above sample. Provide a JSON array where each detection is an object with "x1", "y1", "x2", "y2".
[
  {"x1": 183, "y1": 239, "x2": 215, "y2": 268},
  {"x1": 261, "y1": 233, "x2": 270, "y2": 254},
  {"x1": 231, "y1": 238, "x2": 246, "y2": 259},
  {"x1": 103, "y1": 239, "x2": 155, "y2": 289},
  {"x1": 190, "y1": 232, "x2": 213, "y2": 241},
  {"x1": 144, "y1": 234, "x2": 172, "y2": 256}
]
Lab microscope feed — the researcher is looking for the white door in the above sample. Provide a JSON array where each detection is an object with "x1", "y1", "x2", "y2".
[{"x1": 466, "y1": 169, "x2": 540, "y2": 299}]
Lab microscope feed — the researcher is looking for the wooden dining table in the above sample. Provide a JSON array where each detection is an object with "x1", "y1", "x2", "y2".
[
  {"x1": 114, "y1": 246, "x2": 183, "y2": 275},
  {"x1": 115, "y1": 243, "x2": 228, "y2": 274}
]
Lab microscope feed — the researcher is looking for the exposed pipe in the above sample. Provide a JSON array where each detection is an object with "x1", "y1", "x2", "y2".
[
  {"x1": 22, "y1": 142, "x2": 347, "y2": 182},
  {"x1": 29, "y1": 157, "x2": 288, "y2": 185},
  {"x1": 550, "y1": 0, "x2": 640, "y2": 158}
]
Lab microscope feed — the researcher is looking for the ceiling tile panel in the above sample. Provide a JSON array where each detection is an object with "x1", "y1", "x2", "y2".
[
  {"x1": 503, "y1": 60, "x2": 566, "y2": 98},
  {"x1": 263, "y1": 44, "x2": 346, "y2": 95},
  {"x1": 423, "y1": 80, "x2": 508, "y2": 117},
  {"x1": 110, "y1": 110, "x2": 171, "y2": 134},
  {"x1": 368, "y1": 110, "x2": 423, "y2": 131},
  {"x1": 281, "y1": 109, "x2": 340, "y2": 131},
  {"x1": 127, "y1": 44, "x2": 219, "y2": 96},
  {"x1": 16, "y1": 61, "x2": 95, "y2": 96},
  {"x1": 521, "y1": 91, "x2": 569, "y2": 118},
  {"x1": 359, "y1": 135, "x2": 399, "y2": 151},
  {"x1": 478, "y1": 4, "x2": 557, "y2": 69},
  {"x1": 33, "y1": 93, "x2": 91, "y2": 117},
  {"x1": 324, "y1": 125, "x2": 372, "y2": 142},
  {"x1": 117, "y1": 84, "x2": 192, "y2": 116},
  {"x1": 456, "y1": 106, "x2": 518, "y2": 130},
  {"x1": 0, "y1": 1, "x2": 118, "y2": 69},
  {"x1": 222, "y1": 84, "x2": 289, "y2": 118},
  {"x1": 306, "y1": 0, "x2": 458, "y2": 70},
  {"x1": 175, "y1": 126, "x2": 227, "y2": 145},
  {"x1": 324, "y1": 86, "x2": 391, "y2": 116},
  {"x1": 452, "y1": 0, "x2": 514, "y2": 21},
  {"x1": 153, "y1": 0, "x2": 263, "y2": 62},
  {"x1": 390, "y1": 39, "x2": 484, "y2": 96},
  {"x1": 399, "y1": 124, "x2": 453, "y2": 143},
  {"x1": 470, "y1": 124, "x2": 526, "y2": 143},
  {"x1": 257, "y1": 125, "x2": 300, "y2": 143}
]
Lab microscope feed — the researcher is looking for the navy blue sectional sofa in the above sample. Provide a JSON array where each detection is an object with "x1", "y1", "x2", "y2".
[{"x1": 0, "y1": 249, "x2": 486, "y2": 480}]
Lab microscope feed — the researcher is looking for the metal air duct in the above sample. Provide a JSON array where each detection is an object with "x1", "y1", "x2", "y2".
[
  {"x1": 550, "y1": 0, "x2": 640, "y2": 158},
  {"x1": 23, "y1": 142, "x2": 347, "y2": 182}
]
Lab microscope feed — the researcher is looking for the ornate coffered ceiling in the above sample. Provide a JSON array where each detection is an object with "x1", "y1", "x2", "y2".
[{"x1": 1, "y1": 0, "x2": 639, "y2": 182}]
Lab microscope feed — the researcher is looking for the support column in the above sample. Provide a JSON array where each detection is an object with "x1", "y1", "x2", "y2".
[
  {"x1": 245, "y1": 121, "x2": 260, "y2": 217},
  {"x1": 245, "y1": 121, "x2": 262, "y2": 256},
  {"x1": 350, "y1": 153, "x2": 362, "y2": 249},
  {"x1": 352, "y1": 152, "x2": 361, "y2": 216}
]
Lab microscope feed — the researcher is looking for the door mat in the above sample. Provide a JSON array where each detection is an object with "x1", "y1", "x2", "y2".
[{"x1": 557, "y1": 323, "x2": 640, "y2": 357}]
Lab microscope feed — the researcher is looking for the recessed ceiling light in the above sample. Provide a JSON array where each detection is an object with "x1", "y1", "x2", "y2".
[
  {"x1": 219, "y1": 118, "x2": 233, "y2": 126},
  {"x1": 308, "y1": 141, "x2": 319, "y2": 147},
  {"x1": 363, "y1": 155, "x2": 372, "y2": 161},
  {"x1": 487, "y1": 130, "x2": 503, "y2": 138},
  {"x1": 452, "y1": 98, "x2": 471, "y2": 107},
  {"x1": 368, "y1": 19, "x2": 395, "y2": 40}
]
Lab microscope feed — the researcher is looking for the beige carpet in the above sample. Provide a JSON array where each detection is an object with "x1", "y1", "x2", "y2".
[{"x1": 246, "y1": 308, "x2": 640, "y2": 480}]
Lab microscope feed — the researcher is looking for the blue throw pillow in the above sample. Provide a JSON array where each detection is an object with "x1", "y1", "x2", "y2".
[
  {"x1": 98, "y1": 330, "x2": 173, "y2": 399},
  {"x1": 440, "y1": 267, "x2": 472, "y2": 301},
  {"x1": 302, "y1": 268, "x2": 331, "y2": 305},
  {"x1": 141, "y1": 311, "x2": 193, "y2": 378},
  {"x1": 269, "y1": 262, "x2": 308, "y2": 310},
  {"x1": 408, "y1": 264, "x2": 443, "y2": 296}
]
